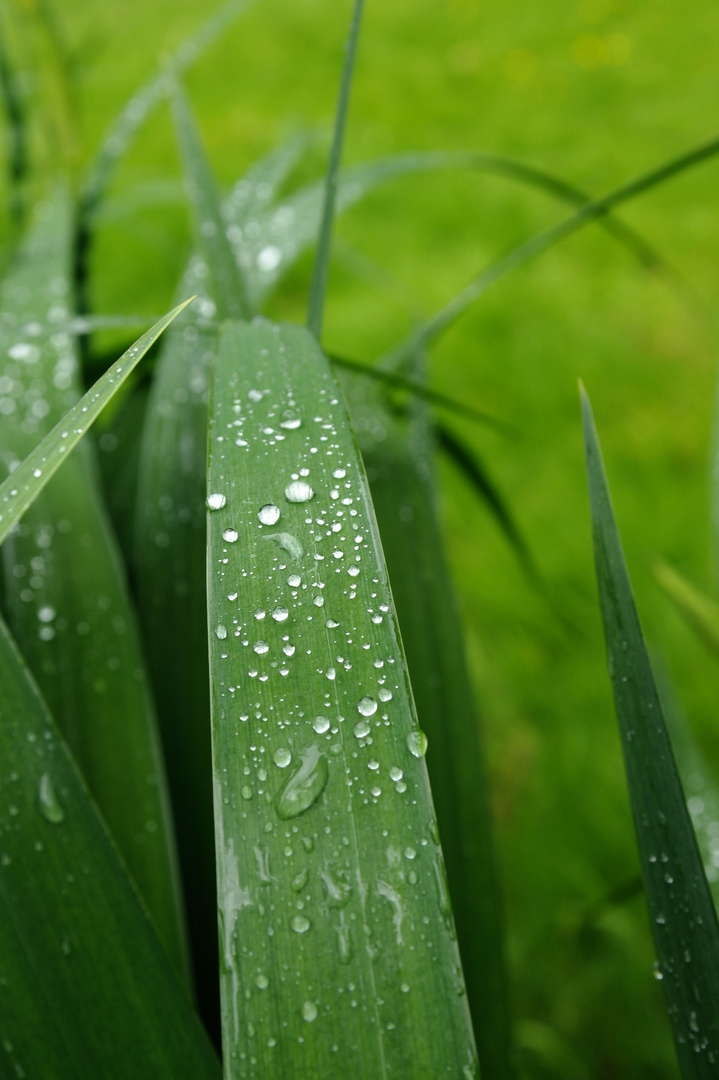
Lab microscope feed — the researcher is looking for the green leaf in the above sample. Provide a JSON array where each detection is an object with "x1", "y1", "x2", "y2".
[
  {"x1": 171, "y1": 80, "x2": 250, "y2": 319},
  {"x1": 387, "y1": 135, "x2": 719, "y2": 367},
  {"x1": 654, "y1": 560, "x2": 719, "y2": 661},
  {"x1": 340, "y1": 363, "x2": 516, "y2": 1078},
  {"x1": 0, "y1": 193, "x2": 192, "y2": 981},
  {"x1": 0, "y1": 612, "x2": 221, "y2": 1080},
  {"x1": 582, "y1": 384, "x2": 719, "y2": 1075},
  {"x1": 0, "y1": 8, "x2": 27, "y2": 229},
  {"x1": 207, "y1": 318, "x2": 478, "y2": 1078},
  {"x1": 307, "y1": 0, "x2": 366, "y2": 338}
]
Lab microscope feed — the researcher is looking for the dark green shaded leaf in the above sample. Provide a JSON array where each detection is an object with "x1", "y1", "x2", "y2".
[
  {"x1": 582, "y1": 384, "x2": 719, "y2": 1074},
  {"x1": 207, "y1": 318, "x2": 477, "y2": 1078}
]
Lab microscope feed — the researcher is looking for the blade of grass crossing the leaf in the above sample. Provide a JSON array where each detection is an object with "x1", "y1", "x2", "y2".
[
  {"x1": 307, "y1": 0, "x2": 365, "y2": 339},
  {"x1": 207, "y1": 318, "x2": 477, "y2": 1079},
  {"x1": 654, "y1": 561, "x2": 719, "y2": 662},
  {"x1": 386, "y1": 134, "x2": 719, "y2": 368},
  {"x1": 134, "y1": 273, "x2": 221, "y2": 1041},
  {"x1": 0, "y1": 193, "x2": 192, "y2": 983},
  {"x1": 0, "y1": 613, "x2": 221, "y2": 1080},
  {"x1": 171, "y1": 81, "x2": 250, "y2": 319},
  {"x1": 340, "y1": 362, "x2": 516, "y2": 1079},
  {"x1": 582, "y1": 385, "x2": 719, "y2": 1073}
]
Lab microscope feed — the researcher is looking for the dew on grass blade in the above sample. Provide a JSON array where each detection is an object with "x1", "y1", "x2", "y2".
[
  {"x1": 302, "y1": 1001, "x2": 318, "y2": 1022},
  {"x1": 207, "y1": 492, "x2": 227, "y2": 510},
  {"x1": 357, "y1": 696, "x2": 377, "y2": 717},
  {"x1": 353, "y1": 720, "x2": 371, "y2": 739},
  {"x1": 258, "y1": 504, "x2": 280, "y2": 525},
  {"x1": 38, "y1": 773, "x2": 64, "y2": 824},
  {"x1": 407, "y1": 730, "x2": 428, "y2": 758},
  {"x1": 290, "y1": 915, "x2": 311, "y2": 934},
  {"x1": 284, "y1": 480, "x2": 314, "y2": 503},
  {"x1": 276, "y1": 746, "x2": 328, "y2": 819}
]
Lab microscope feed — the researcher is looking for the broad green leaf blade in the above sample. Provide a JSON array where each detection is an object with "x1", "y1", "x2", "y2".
[
  {"x1": 208, "y1": 318, "x2": 477, "y2": 1079},
  {"x1": 0, "y1": 193, "x2": 191, "y2": 981},
  {"x1": 0, "y1": 612, "x2": 221, "y2": 1080},
  {"x1": 341, "y1": 365, "x2": 516, "y2": 1078},
  {"x1": 0, "y1": 297, "x2": 192, "y2": 547},
  {"x1": 241, "y1": 149, "x2": 684, "y2": 312},
  {"x1": 134, "y1": 272, "x2": 221, "y2": 1034},
  {"x1": 654, "y1": 560, "x2": 719, "y2": 661},
  {"x1": 307, "y1": 0, "x2": 365, "y2": 338},
  {"x1": 582, "y1": 385, "x2": 719, "y2": 1074},
  {"x1": 171, "y1": 81, "x2": 250, "y2": 319},
  {"x1": 387, "y1": 135, "x2": 719, "y2": 368}
]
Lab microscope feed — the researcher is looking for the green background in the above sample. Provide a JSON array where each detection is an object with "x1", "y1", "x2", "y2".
[{"x1": 8, "y1": 0, "x2": 719, "y2": 1074}]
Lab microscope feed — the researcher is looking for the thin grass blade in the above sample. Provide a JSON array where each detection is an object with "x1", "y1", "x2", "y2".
[
  {"x1": 582, "y1": 384, "x2": 719, "y2": 1074},
  {"x1": 0, "y1": 612, "x2": 221, "y2": 1080},
  {"x1": 654, "y1": 561, "x2": 719, "y2": 661},
  {"x1": 208, "y1": 317, "x2": 477, "y2": 1078},
  {"x1": 387, "y1": 135, "x2": 719, "y2": 368},
  {"x1": 306, "y1": 0, "x2": 365, "y2": 338},
  {"x1": 0, "y1": 12, "x2": 27, "y2": 228},
  {"x1": 340, "y1": 362, "x2": 516, "y2": 1078},
  {"x1": 171, "y1": 80, "x2": 249, "y2": 319},
  {"x1": 225, "y1": 131, "x2": 309, "y2": 228}
]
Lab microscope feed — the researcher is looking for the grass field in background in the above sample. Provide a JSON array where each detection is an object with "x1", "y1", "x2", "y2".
[{"x1": 6, "y1": 0, "x2": 719, "y2": 1074}]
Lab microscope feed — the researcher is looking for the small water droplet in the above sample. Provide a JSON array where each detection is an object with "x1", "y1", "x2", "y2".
[
  {"x1": 276, "y1": 746, "x2": 329, "y2": 820},
  {"x1": 258, "y1": 504, "x2": 281, "y2": 525},
  {"x1": 272, "y1": 607, "x2": 289, "y2": 622},
  {"x1": 313, "y1": 716, "x2": 330, "y2": 734},
  {"x1": 302, "y1": 1000, "x2": 318, "y2": 1022},
  {"x1": 353, "y1": 719, "x2": 371, "y2": 739},
  {"x1": 285, "y1": 480, "x2": 314, "y2": 504},
  {"x1": 248, "y1": 389, "x2": 263, "y2": 403},
  {"x1": 216, "y1": 625, "x2": 228, "y2": 640},
  {"x1": 378, "y1": 688, "x2": 393, "y2": 702},
  {"x1": 348, "y1": 565, "x2": 360, "y2": 578},
  {"x1": 222, "y1": 528, "x2": 239, "y2": 543},
  {"x1": 407, "y1": 730, "x2": 428, "y2": 758},
  {"x1": 291, "y1": 868, "x2": 309, "y2": 892},
  {"x1": 279, "y1": 410, "x2": 302, "y2": 430},
  {"x1": 358, "y1": 696, "x2": 377, "y2": 717},
  {"x1": 254, "y1": 641, "x2": 269, "y2": 654},
  {"x1": 290, "y1": 914, "x2": 311, "y2": 934},
  {"x1": 274, "y1": 748, "x2": 292, "y2": 769},
  {"x1": 313, "y1": 595, "x2": 324, "y2": 608},
  {"x1": 256, "y1": 973, "x2": 269, "y2": 990},
  {"x1": 207, "y1": 493, "x2": 227, "y2": 510},
  {"x1": 241, "y1": 785, "x2": 253, "y2": 800},
  {"x1": 333, "y1": 468, "x2": 346, "y2": 479},
  {"x1": 287, "y1": 574, "x2": 302, "y2": 588},
  {"x1": 283, "y1": 643, "x2": 296, "y2": 657},
  {"x1": 38, "y1": 773, "x2": 64, "y2": 824}
]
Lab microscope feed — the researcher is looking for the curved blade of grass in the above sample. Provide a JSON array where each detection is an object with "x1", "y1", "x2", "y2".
[
  {"x1": 0, "y1": 194, "x2": 192, "y2": 980},
  {"x1": 243, "y1": 149, "x2": 683, "y2": 311},
  {"x1": 171, "y1": 80, "x2": 249, "y2": 319},
  {"x1": 0, "y1": 612, "x2": 221, "y2": 1080},
  {"x1": 307, "y1": 0, "x2": 365, "y2": 338},
  {"x1": 0, "y1": 296, "x2": 192, "y2": 546},
  {"x1": 208, "y1": 318, "x2": 477, "y2": 1078},
  {"x1": 388, "y1": 135, "x2": 719, "y2": 368},
  {"x1": 654, "y1": 560, "x2": 719, "y2": 661},
  {"x1": 582, "y1": 384, "x2": 719, "y2": 1074},
  {"x1": 340, "y1": 361, "x2": 516, "y2": 1078},
  {"x1": 134, "y1": 268, "x2": 221, "y2": 1039}
]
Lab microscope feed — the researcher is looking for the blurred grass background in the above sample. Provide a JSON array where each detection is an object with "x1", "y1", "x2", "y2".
[{"x1": 6, "y1": 0, "x2": 719, "y2": 1074}]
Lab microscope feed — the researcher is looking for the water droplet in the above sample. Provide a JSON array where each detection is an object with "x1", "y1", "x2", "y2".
[
  {"x1": 302, "y1": 1000, "x2": 318, "y2": 1022},
  {"x1": 407, "y1": 730, "x2": 428, "y2": 758},
  {"x1": 291, "y1": 868, "x2": 309, "y2": 892},
  {"x1": 348, "y1": 565, "x2": 360, "y2": 577},
  {"x1": 333, "y1": 468, "x2": 346, "y2": 479},
  {"x1": 290, "y1": 914, "x2": 311, "y2": 934},
  {"x1": 216, "y1": 625, "x2": 228, "y2": 640},
  {"x1": 288, "y1": 574, "x2": 302, "y2": 588},
  {"x1": 257, "y1": 245, "x2": 282, "y2": 272},
  {"x1": 241, "y1": 785, "x2": 253, "y2": 800},
  {"x1": 248, "y1": 389, "x2": 263, "y2": 403},
  {"x1": 38, "y1": 773, "x2": 64, "y2": 824},
  {"x1": 389, "y1": 766, "x2": 403, "y2": 781},
  {"x1": 274, "y1": 748, "x2": 292, "y2": 769},
  {"x1": 337, "y1": 923, "x2": 353, "y2": 964},
  {"x1": 689, "y1": 1010, "x2": 699, "y2": 1034},
  {"x1": 313, "y1": 716, "x2": 330, "y2": 734},
  {"x1": 283, "y1": 643, "x2": 296, "y2": 657},
  {"x1": 272, "y1": 607, "x2": 289, "y2": 622},
  {"x1": 284, "y1": 480, "x2": 314, "y2": 504},
  {"x1": 353, "y1": 719, "x2": 371, "y2": 739},
  {"x1": 276, "y1": 746, "x2": 329, "y2": 819},
  {"x1": 222, "y1": 528, "x2": 239, "y2": 543},
  {"x1": 37, "y1": 606, "x2": 55, "y2": 623},
  {"x1": 258, "y1": 504, "x2": 281, "y2": 525},
  {"x1": 279, "y1": 410, "x2": 302, "y2": 430},
  {"x1": 358, "y1": 696, "x2": 377, "y2": 717},
  {"x1": 256, "y1": 973, "x2": 269, "y2": 990},
  {"x1": 254, "y1": 641, "x2": 269, "y2": 654},
  {"x1": 313, "y1": 595, "x2": 324, "y2": 608},
  {"x1": 207, "y1": 493, "x2": 227, "y2": 510},
  {"x1": 264, "y1": 532, "x2": 303, "y2": 560},
  {"x1": 378, "y1": 688, "x2": 393, "y2": 703}
]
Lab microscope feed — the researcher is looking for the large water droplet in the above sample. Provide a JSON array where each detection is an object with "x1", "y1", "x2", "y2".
[
  {"x1": 313, "y1": 716, "x2": 330, "y2": 734},
  {"x1": 291, "y1": 868, "x2": 309, "y2": 893},
  {"x1": 287, "y1": 574, "x2": 302, "y2": 588},
  {"x1": 216, "y1": 625, "x2": 228, "y2": 640},
  {"x1": 285, "y1": 480, "x2": 314, "y2": 504},
  {"x1": 353, "y1": 719, "x2": 371, "y2": 739},
  {"x1": 276, "y1": 746, "x2": 329, "y2": 820},
  {"x1": 279, "y1": 410, "x2": 302, "y2": 430},
  {"x1": 207, "y1": 492, "x2": 227, "y2": 510},
  {"x1": 258, "y1": 504, "x2": 280, "y2": 525},
  {"x1": 254, "y1": 641, "x2": 269, "y2": 654},
  {"x1": 302, "y1": 1001, "x2": 318, "y2": 1023},
  {"x1": 38, "y1": 773, "x2": 64, "y2": 824},
  {"x1": 357, "y1": 696, "x2": 377, "y2": 717},
  {"x1": 272, "y1": 607, "x2": 289, "y2": 622},
  {"x1": 378, "y1": 688, "x2": 393, "y2": 702},
  {"x1": 222, "y1": 528, "x2": 239, "y2": 543},
  {"x1": 290, "y1": 914, "x2": 311, "y2": 934},
  {"x1": 273, "y1": 748, "x2": 292, "y2": 769},
  {"x1": 407, "y1": 730, "x2": 428, "y2": 758}
]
